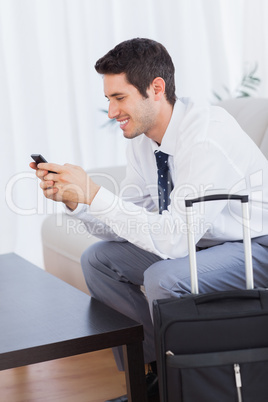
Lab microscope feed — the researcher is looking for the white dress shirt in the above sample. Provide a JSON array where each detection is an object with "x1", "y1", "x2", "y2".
[{"x1": 68, "y1": 98, "x2": 268, "y2": 259}]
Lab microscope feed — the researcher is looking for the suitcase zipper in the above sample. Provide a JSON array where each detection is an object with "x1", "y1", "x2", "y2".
[
  {"x1": 166, "y1": 350, "x2": 174, "y2": 356},
  {"x1": 166, "y1": 352, "x2": 244, "y2": 402},
  {"x1": 234, "y1": 364, "x2": 243, "y2": 402}
]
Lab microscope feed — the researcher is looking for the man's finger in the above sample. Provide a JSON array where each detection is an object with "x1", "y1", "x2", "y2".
[
  {"x1": 40, "y1": 180, "x2": 55, "y2": 190},
  {"x1": 29, "y1": 162, "x2": 37, "y2": 170},
  {"x1": 38, "y1": 163, "x2": 62, "y2": 173}
]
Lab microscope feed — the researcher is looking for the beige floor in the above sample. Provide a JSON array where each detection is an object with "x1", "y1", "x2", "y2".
[{"x1": 0, "y1": 348, "x2": 126, "y2": 402}]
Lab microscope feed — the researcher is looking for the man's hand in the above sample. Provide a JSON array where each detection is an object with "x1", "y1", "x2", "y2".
[{"x1": 29, "y1": 162, "x2": 100, "y2": 211}]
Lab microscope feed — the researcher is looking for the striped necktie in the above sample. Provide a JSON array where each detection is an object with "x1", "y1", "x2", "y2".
[{"x1": 154, "y1": 150, "x2": 174, "y2": 214}]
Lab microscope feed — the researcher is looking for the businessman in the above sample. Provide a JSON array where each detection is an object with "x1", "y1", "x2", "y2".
[{"x1": 31, "y1": 38, "x2": 268, "y2": 402}]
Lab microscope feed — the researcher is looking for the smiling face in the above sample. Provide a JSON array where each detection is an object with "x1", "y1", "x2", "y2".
[{"x1": 104, "y1": 73, "x2": 159, "y2": 141}]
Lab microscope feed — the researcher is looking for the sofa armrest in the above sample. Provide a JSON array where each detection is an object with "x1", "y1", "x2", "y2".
[
  {"x1": 42, "y1": 213, "x2": 99, "y2": 293},
  {"x1": 42, "y1": 165, "x2": 126, "y2": 293}
]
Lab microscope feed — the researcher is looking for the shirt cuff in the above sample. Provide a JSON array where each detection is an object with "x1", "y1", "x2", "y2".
[
  {"x1": 65, "y1": 202, "x2": 87, "y2": 216},
  {"x1": 90, "y1": 186, "x2": 118, "y2": 215}
]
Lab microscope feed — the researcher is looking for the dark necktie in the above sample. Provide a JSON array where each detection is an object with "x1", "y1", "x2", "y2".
[{"x1": 154, "y1": 150, "x2": 174, "y2": 214}]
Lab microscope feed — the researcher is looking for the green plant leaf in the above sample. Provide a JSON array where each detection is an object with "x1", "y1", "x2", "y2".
[{"x1": 212, "y1": 62, "x2": 261, "y2": 102}]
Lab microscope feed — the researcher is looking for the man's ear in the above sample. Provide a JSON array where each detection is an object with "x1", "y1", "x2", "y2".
[{"x1": 152, "y1": 77, "x2": 166, "y2": 100}]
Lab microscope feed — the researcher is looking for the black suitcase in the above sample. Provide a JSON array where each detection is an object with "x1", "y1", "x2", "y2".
[{"x1": 153, "y1": 194, "x2": 268, "y2": 402}]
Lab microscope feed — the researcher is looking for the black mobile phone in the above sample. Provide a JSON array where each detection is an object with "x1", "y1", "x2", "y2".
[
  {"x1": 31, "y1": 154, "x2": 48, "y2": 164},
  {"x1": 31, "y1": 154, "x2": 55, "y2": 173}
]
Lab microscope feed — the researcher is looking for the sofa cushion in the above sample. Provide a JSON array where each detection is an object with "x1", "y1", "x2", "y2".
[{"x1": 219, "y1": 98, "x2": 268, "y2": 159}]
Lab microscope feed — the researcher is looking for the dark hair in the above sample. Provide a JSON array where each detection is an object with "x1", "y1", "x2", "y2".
[{"x1": 95, "y1": 38, "x2": 177, "y2": 106}]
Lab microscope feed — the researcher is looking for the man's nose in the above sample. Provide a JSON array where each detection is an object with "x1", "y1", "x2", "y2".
[{"x1": 108, "y1": 102, "x2": 119, "y2": 120}]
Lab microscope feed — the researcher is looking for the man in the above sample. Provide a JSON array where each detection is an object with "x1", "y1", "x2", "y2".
[{"x1": 30, "y1": 38, "x2": 268, "y2": 402}]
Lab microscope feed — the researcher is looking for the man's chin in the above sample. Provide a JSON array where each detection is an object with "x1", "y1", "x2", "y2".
[{"x1": 122, "y1": 130, "x2": 142, "y2": 139}]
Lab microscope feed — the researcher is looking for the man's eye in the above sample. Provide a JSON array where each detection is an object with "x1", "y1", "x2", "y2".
[{"x1": 116, "y1": 97, "x2": 124, "y2": 101}]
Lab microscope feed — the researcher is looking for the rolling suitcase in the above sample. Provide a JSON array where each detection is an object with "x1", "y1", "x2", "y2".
[{"x1": 153, "y1": 194, "x2": 268, "y2": 402}]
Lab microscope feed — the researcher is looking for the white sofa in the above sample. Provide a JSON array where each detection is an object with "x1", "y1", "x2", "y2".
[{"x1": 42, "y1": 98, "x2": 268, "y2": 294}]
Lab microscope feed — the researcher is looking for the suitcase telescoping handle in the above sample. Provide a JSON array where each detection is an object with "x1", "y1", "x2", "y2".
[{"x1": 185, "y1": 194, "x2": 253, "y2": 294}]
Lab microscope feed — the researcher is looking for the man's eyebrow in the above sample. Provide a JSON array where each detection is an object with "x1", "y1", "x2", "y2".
[{"x1": 105, "y1": 92, "x2": 125, "y2": 98}]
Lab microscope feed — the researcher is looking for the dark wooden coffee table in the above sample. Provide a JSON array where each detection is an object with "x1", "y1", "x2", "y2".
[{"x1": 0, "y1": 253, "x2": 147, "y2": 401}]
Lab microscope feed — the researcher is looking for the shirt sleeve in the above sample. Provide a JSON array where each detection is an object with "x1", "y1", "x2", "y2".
[{"x1": 65, "y1": 202, "x2": 126, "y2": 243}]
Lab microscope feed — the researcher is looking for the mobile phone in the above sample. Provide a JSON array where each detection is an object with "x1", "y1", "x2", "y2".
[
  {"x1": 31, "y1": 154, "x2": 48, "y2": 164},
  {"x1": 31, "y1": 154, "x2": 55, "y2": 173}
]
